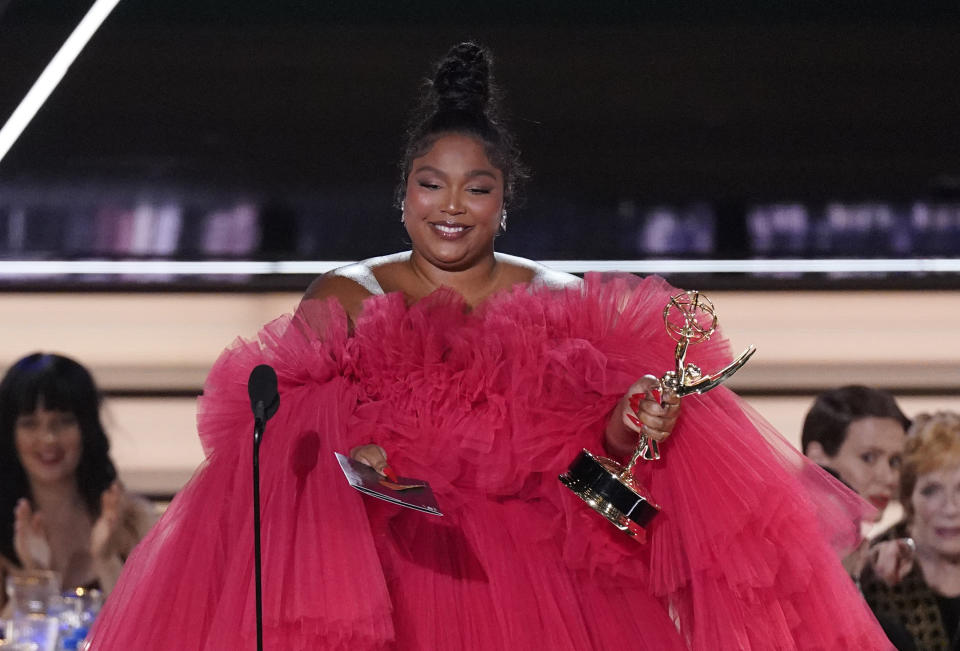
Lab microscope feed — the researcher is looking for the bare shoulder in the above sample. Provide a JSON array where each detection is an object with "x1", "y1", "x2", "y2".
[
  {"x1": 495, "y1": 253, "x2": 582, "y2": 290},
  {"x1": 301, "y1": 253, "x2": 409, "y2": 319},
  {"x1": 301, "y1": 273, "x2": 369, "y2": 320}
]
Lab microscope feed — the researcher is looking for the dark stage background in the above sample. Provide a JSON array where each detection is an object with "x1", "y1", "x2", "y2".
[{"x1": 1, "y1": 1, "x2": 959, "y2": 285}]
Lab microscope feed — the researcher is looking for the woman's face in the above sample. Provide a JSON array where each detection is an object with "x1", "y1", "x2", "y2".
[
  {"x1": 911, "y1": 464, "x2": 960, "y2": 559},
  {"x1": 827, "y1": 417, "x2": 906, "y2": 512},
  {"x1": 14, "y1": 405, "x2": 83, "y2": 486},
  {"x1": 403, "y1": 132, "x2": 504, "y2": 271}
]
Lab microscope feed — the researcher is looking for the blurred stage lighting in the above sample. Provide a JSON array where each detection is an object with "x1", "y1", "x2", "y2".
[{"x1": 0, "y1": 0, "x2": 124, "y2": 165}]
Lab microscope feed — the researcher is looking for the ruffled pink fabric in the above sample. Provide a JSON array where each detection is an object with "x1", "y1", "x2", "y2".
[{"x1": 88, "y1": 273, "x2": 889, "y2": 650}]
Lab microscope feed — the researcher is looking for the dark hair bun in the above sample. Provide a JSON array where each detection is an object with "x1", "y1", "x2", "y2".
[
  {"x1": 397, "y1": 41, "x2": 526, "y2": 208},
  {"x1": 433, "y1": 42, "x2": 491, "y2": 115}
]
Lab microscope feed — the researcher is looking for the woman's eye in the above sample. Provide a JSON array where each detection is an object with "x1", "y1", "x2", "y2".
[
  {"x1": 890, "y1": 456, "x2": 902, "y2": 470},
  {"x1": 467, "y1": 187, "x2": 492, "y2": 195},
  {"x1": 860, "y1": 452, "x2": 877, "y2": 464},
  {"x1": 55, "y1": 415, "x2": 77, "y2": 428},
  {"x1": 920, "y1": 484, "x2": 942, "y2": 497},
  {"x1": 418, "y1": 182, "x2": 440, "y2": 190}
]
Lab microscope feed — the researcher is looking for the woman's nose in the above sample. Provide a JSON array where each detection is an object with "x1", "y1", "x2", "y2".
[
  {"x1": 442, "y1": 191, "x2": 465, "y2": 215},
  {"x1": 877, "y1": 461, "x2": 898, "y2": 488}
]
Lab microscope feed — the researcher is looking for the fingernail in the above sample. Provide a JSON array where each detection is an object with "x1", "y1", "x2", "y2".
[
  {"x1": 383, "y1": 466, "x2": 399, "y2": 483},
  {"x1": 628, "y1": 393, "x2": 645, "y2": 412},
  {"x1": 625, "y1": 413, "x2": 642, "y2": 427}
]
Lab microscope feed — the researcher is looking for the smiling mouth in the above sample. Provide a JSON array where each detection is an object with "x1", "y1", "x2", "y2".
[
  {"x1": 429, "y1": 222, "x2": 472, "y2": 238},
  {"x1": 37, "y1": 450, "x2": 64, "y2": 465},
  {"x1": 432, "y1": 222, "x2": 468, "y2": 231}
]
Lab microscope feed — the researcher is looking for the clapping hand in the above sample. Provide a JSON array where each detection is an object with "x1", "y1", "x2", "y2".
[
  {"x1": 90, "y1": 481, "x2": 124, "y2": 561},
  {"x1": 13, "y1": 498, "x2": 51, "y2": 570}
]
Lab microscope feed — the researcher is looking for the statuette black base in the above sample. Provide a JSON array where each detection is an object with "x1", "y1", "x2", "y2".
[{"x1": 559, "y1": 449, "x2": 660, "y2": 538}]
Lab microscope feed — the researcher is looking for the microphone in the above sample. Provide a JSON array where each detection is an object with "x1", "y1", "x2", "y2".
[{"x1": 248, "y1": 364, "x2": 279, "y2": 427}]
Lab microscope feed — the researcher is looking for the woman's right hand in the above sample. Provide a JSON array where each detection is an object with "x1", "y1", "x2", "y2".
[
  {"x1": 13, "y1": 498, "x2": 51, "y2": 570},
  {"x1": 869, "y1": 537, "x2": 915, "y2": 587},
  {"x1": 350, "y1": 444, "x2": 390, "y2": 477}
]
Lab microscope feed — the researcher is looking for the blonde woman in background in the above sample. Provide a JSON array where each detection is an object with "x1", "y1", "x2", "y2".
[{"x1": 861, "y1": 411, "x2": 960, "y2": 650}]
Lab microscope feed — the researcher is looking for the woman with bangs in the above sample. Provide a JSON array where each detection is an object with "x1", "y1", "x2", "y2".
[
  {"x1": 0, "y1": 353, "x2": 155, "y2": 611},
  {"x1": 862, "y1": 411, "x2": 960, "y2": 649}
]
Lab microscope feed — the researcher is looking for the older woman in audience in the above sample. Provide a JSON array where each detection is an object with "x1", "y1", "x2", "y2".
[
  {"x1": 861, "y1": 411, "x2": 960, "y2": 649},
  {"x1": 0, "y1": 353, "x2": 155, "y2": 612}
]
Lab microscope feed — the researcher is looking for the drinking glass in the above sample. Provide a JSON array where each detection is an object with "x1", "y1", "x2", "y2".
[{"x1": 4, "y1": 571, "x2": 61, "y2": 651}]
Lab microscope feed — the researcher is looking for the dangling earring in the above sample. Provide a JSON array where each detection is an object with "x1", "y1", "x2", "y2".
[
  {"x1": 500, "y1": 209, "x2": 508, "y2": 232},
  {"x1": 400, "y1": 200, "x2": 406, "y2": 224}
]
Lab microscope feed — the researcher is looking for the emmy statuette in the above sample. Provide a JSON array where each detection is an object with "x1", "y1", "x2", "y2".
[{"x1": 558, "y1": 290, "x2": 756, "y2": 539}]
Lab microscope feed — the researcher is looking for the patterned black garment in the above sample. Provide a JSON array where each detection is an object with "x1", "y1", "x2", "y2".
[{"x1": 861, "y1": 526, "x2": 960, "y2": 651}]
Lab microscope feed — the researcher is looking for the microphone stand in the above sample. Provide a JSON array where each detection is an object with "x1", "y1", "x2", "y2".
[
  {"x1": 253, "y1": 402, "x2": 265, "y2": 651},
  {"x1": 248, "y1": 364, "x2": 278, "y2": 651}
]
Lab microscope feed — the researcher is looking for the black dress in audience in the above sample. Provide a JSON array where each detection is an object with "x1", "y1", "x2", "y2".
[
  {"x1": 862, "y1": 558, "x2": 956, "y2": 650},
  {"x1": 815, "y1": 467, "x2": 917, "y2": 650}
]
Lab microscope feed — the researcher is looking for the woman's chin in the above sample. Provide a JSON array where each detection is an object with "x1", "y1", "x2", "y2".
[
  {"x1": 26, "y1": 462, "x2": 74, "y2": 485},
  {"x1": 420, "y1": 248, "x2": 482, "y2": 272}
]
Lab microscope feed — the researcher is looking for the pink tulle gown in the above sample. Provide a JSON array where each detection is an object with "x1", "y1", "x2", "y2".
[{"x1": 87, "y1": 274, "x2": 891, "y2": 650}]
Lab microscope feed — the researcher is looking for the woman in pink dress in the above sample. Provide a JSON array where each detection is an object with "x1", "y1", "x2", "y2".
[{"x1": 88, "y1": 42, "x2": 890, "y2": 650}]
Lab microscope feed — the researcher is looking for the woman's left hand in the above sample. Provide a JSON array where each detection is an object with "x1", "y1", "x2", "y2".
[
  {"x1": 90, "y1": 481, "x2": 124, "y2": 561},
  {"x1": 605, "y1": 375, "x2": 682, "y2": 458}
]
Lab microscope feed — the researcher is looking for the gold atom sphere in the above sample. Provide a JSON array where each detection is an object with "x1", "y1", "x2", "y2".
[{"x1": 662, "y1": 290, "x2": 719, "y2": 344}]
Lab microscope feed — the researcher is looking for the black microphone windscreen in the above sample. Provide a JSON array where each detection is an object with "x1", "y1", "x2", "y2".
[{"x1": 248, "y1": 364, "x2": 279, "y2": 421}]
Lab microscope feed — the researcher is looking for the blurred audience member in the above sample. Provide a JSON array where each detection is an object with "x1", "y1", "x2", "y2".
[
  {"x1": 802, "y1": 387, "x2": 917, "y2": 649},
  {"x1": 802, "y1": 385, "x2": 910, "y2": 583},
  {"x1": 0, "y1": 353, "x2": 155, "y2": 612},
  {"x1": 861, "y1": 411, "x2": 960, "y2": 650},
  {"x1": 803, "y1": 385, "x2": 910, "y2": 519}
]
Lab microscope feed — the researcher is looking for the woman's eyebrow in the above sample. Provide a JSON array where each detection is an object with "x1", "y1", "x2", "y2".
[
  {"x1": 412, "y1": 165, "x2": 446, "y2": 177},
  {"x1": 412, "y1": 166, "x2": 497, "y2": 180},
  {"x1": 465, "y1": 169, "x2": 497, "y2": 180}
]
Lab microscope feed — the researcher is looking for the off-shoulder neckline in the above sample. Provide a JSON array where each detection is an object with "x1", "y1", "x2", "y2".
[{"x1": 332, "y1": 251, "x2": 581, "y2": 305}]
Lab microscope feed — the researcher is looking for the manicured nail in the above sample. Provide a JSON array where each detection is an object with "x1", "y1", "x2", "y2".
[
  {"x1": 626, "y1": 413, "x2": 643, "y2": 427},
  {"x1": 383, "y1": 465, "x2": 399, "y2": 483},
  {"x1": 628, "y1": 393, "x2": 645, "y2": 412}
]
